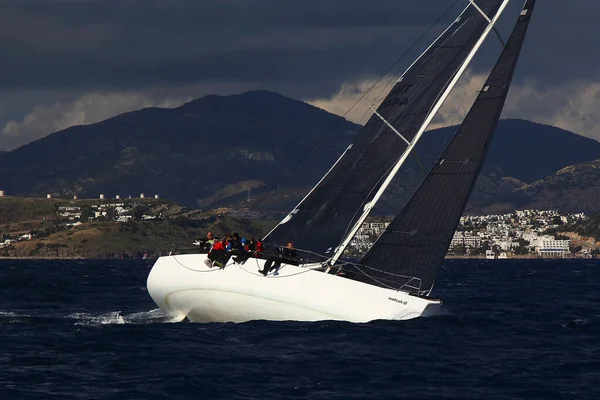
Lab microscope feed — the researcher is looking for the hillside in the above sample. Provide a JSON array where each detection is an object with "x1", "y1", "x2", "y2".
[
  {"x1": 1, "y1": 91, "x2": 599, "y2": 213},
  {"x1": 512, "y1": 159, "x2": 600, "y2": 212},
  {"x1": 0, "y1": 196, "x2": 276, "y2": 259},
  {"x1": 5, "y1": 218, "x2": 275, "y2": 259},
  {"x1": 0, "y1": 91, "x2": 358, "y2": 209},
  {"x1": 379, "y1": 119, "x2": 600, "y2": 214}
]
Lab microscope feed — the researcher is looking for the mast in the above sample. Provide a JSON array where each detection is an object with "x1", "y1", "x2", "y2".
[
  {"x1": 359, "y1": 0, "x2": 537, "y2": 292},
  {"x1": 330, "y1": 0, "x2": 511, "y2": 264}
]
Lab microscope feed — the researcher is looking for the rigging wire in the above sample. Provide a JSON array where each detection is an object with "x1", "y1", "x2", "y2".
[
  {"x1": 246, "y1": 0, "x2": 462, "y2": 214},
  {"x1": 343, "y1": 65, "x2": 487, "y2": 263},
  {"x1": 171, "y1": 252, "x2": 420, "y2": 292},
  {"x1": 434, "y1": 7, "x2": 511, "y2": 154}
]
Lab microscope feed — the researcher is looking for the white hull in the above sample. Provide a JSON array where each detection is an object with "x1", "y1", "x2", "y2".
[{"x1": 146, "y1": 254, "x2": 442, "y2": 323}]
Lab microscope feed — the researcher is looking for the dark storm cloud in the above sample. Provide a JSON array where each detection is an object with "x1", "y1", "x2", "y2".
[
  {"x1": 1, "y1": 0, "x2": 598, "y2": 96},
  {"x1": 1, "y1": 0, "x2": 600, "y2": 150},
  {"x1": 0, "y1": 0, "x2": 473, "y2": 96}
]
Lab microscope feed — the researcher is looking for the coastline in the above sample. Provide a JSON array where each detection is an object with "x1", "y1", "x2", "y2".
[
  {"x1": 0, "y1": 255, "x2": 596, "y2": 261},
  {"x1": 446, "y1": 255, "x2": 598, "y2": 260}
]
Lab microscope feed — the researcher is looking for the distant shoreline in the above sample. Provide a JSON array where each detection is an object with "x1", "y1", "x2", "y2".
[
  {"x1": 0, "y1": 256, "x2": 86, "y2": 260},
  {"x1": 0, "y1": 255, "x2": 595, "y2": 261},
  {"x1": 445, "y1": 255, "x2": 597, "y2": 260}
]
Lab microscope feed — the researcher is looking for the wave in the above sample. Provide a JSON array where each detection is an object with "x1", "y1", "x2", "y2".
[
  {"x1": 0, "y1": 311, "x2": 18, "y2": 316},
  {"x1": 0, "y1": 310, "x2": 31, "y2": 324}
]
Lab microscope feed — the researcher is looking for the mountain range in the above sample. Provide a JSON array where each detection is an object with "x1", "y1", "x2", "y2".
[{"x1": 1, "y1": 90, "x2": 599, "y2": 214}]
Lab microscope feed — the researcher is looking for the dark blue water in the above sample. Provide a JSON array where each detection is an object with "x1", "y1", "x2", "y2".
[{"x1": 1, "y1": 259, "x2": 599, "y2": 399}]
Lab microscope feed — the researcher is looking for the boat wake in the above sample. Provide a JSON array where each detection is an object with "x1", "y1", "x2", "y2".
[
  {"x1": 0, "y1": 309, "x2": 185, "y2": 325},
  {"x1": 69, "y1": 309, "x2": 185, "y2": 326}
]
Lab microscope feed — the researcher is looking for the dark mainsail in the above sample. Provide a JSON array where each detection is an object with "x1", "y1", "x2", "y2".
[
  {"x1": 265, "y1": 0, "x2": 505, "y2": 255},
  {"x1": 358, "y1": 0, "x2": 537, "y2": 292}
]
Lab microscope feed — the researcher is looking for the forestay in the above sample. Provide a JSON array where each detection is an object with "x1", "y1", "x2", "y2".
[
  {"x1": 265, "y1": 0, "x2": 506, "y2": 257},
  {"x1": 358, "y1": 0, "x2": 537, "y2": 292}
]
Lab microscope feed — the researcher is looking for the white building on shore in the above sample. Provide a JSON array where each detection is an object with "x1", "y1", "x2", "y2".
[{"x1": 532, "y1": 235, "x2": 571, "y2": 256}]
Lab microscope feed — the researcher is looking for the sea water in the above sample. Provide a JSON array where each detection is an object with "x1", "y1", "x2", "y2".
[{"x1": 1, "y1": 258, "x2": 599, "y2": 399}]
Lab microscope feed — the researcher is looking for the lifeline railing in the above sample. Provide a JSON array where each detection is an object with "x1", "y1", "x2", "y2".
[
  {"x1": 187, "y1": 240, "x2": 428, "y2": 295},
  {"x1": 258, "y1": 242, "x2": 425, "y2": 295}
]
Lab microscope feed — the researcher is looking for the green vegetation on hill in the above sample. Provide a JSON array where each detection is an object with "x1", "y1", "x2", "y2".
[
  {"x1": 544, "y1": 214, "x2": 600, "y2": 242},
  {"x1": 0, "y1": 197, "x2": 58, "y2": 225},
  {"x1": 0, "y1": 196, "x2": 277, "y2": 259},
  {"x1": 8, "y1": 218, "x2": 275, "y2": 259}
]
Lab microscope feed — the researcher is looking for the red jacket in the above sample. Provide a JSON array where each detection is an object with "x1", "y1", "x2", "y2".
[
  {"x1": 255, "y1": 241, "x2": 264, "y2": 256},
  {"x1": 212, "y1": 241, "x2": 225, "y2": 252}
]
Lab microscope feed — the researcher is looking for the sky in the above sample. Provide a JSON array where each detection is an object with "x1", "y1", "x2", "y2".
[{"x1": 0, "y1": 0, "x2": 598, "y2": 150}]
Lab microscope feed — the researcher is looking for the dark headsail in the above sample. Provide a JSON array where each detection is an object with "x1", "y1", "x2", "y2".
[
  {"x1": 265, "y1": 1, "x2": 505, "y2": 256},
  {"x1": 358, "y1": 0, "x2": 536, "y2": 292}
]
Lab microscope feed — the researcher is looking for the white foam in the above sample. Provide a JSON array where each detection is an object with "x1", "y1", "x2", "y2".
[
  {"x1": 0, "y1": 311, "x2": 17, "y2": 317},
  {"x1": 0, "y1": 310, "x2": 31, "y2": 324},
  {"x1": 69, "y1": 309, "x2": 185, "y2": 326},
  {"x1": 392, "y1": 310, "x2": 424, "y2": 320},
  {"x1": 124, "y1": 308, "x2": 186, "y2": 324},
  {"x1": 70, "y1": 311, "x2": 127, "y2": 326},
  {"x1": 0, "y1": 309, "x2": 185, "y2": 326}
]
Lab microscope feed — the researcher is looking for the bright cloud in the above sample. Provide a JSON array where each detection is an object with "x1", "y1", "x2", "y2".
[
  {"x1": 309, "y1": 74, "x2": 600, "y2": 142},
  {"x1": 3, "y1": 74, "x2": 600, "y2": 153},
  {"x1": 308, "y1": 78, "x2": 392, "y2": 125},
  {"x1": 0, "y1": 91, "x2": 191, "y2": 150},
  {"x1": 504, "y1": 80, "x2": 600, "y2": 141},
  {"x1": 307, "y1": 70, "x2": 490, "y2": 128}
]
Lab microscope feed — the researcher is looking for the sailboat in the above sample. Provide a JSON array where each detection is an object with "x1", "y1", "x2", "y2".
[{"x1": 147, "y1": 0, "x2": 536, "y2": 323}]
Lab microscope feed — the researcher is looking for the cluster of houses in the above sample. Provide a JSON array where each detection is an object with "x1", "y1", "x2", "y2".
[
  {"x1": 58, "y1": 202, "x2": 159, "y2": 224},
  {"x1": 1, "y1": 196, "x2": 164, "y2": 248},
  {"x1": 349, "y1": 221, "x2": 391, "y2": 254},
  {"x1": 448, "y1": 210, "x2": 587, "y2": 257},
  {"x1": 0, "y1": 233, "x2": 32, "y2": 248},
  {"x1": 347, "y1": 210, "x2": 591, "y2": 258},
  {"x1": 450, "y1": 231, "x2": 573, "y2": 258}
]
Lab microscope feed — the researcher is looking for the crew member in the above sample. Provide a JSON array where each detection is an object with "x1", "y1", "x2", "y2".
[{"x1": 259, "y1": 242, "x2": 297, "y2": 276}]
